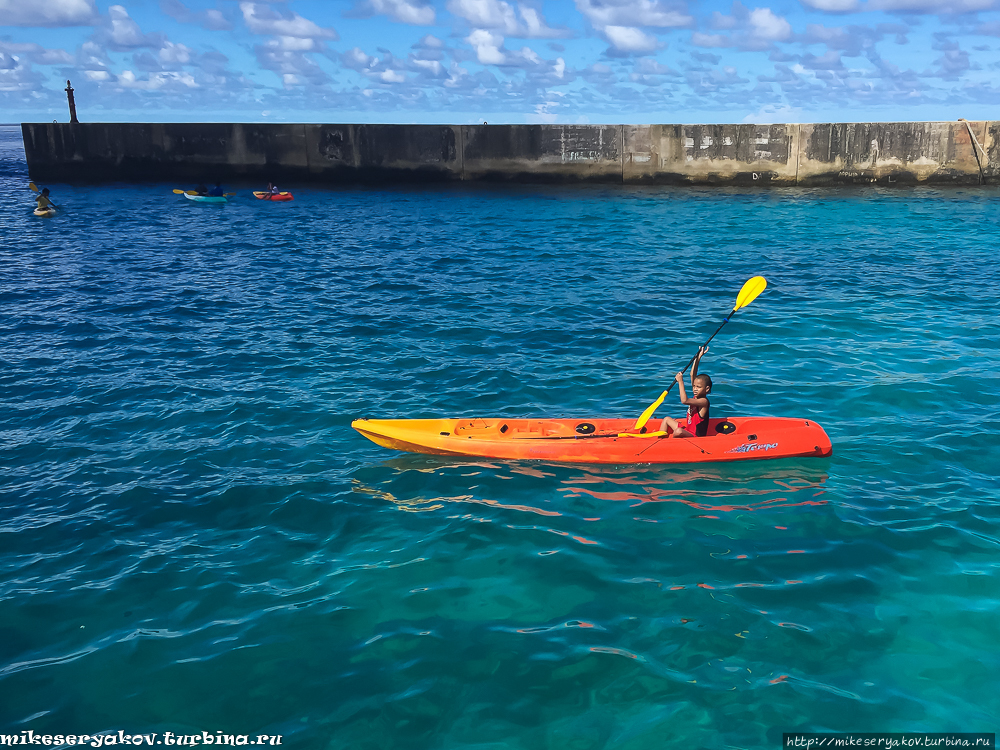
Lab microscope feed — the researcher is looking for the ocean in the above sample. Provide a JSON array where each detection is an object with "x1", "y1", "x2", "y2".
[{"x1": 1, "y1": 124, "x2": 998, "y2": 748}]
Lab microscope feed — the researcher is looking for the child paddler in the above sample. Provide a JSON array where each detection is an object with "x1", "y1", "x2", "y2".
[
  {"x1": 35, "y1": 187, "x2": 57, "y2": 212},
  {"x1": 659, "y1": 346, "x2": 711, "y2": 437}
]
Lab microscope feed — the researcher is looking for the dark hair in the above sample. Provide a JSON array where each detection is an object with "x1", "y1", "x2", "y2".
[
  {"x1": 41, "y1": 188, "x2": 50, "y2": 195},
  {"x1": 694, "y1": 373, "x2": 712, "y2": 391}
]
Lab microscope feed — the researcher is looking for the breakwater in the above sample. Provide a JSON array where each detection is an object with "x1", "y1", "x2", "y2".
[{"x1": 20, "y1": 121, "x2": 999, "y2": 185}]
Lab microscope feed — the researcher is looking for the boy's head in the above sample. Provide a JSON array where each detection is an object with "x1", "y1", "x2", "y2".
[
  {"x1": 41, "y1": 188, "x2": 50, "y2": 195},
  {"x1": 693, "y1": 373, "x2": 712, "y2": 396}
]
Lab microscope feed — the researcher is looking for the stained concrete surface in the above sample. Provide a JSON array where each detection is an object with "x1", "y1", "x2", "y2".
[{"x1": 21, "y1": 121, "x2": 997, "y2": 186}]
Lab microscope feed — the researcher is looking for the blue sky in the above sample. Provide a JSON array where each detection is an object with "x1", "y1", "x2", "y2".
[{"x1": 2, "y1": 0, "x2": 1000, "y2": 123}]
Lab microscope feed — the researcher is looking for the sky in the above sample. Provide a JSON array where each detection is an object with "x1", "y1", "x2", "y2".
[{"x1": 3, "y1": 0, "x2": 1000, "y2": 124}]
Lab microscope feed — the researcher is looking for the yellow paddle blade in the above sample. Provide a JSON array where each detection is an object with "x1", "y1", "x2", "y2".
[
  {"x1": 172, "y1": 189, "x2": 184, "y2": 194},
  {"x1": 633, "y1": 390, "x2": 668, "y2": 430},
  {"x1": 734, "y1": 276, "x2": 767, "y2": 311},
  {"x1": 29, "y1": 182, "x2": 38, "y2": 192}
]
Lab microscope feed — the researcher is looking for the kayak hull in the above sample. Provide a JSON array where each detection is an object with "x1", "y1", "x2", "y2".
[
  {"x1": 184, "y1": 193, "x2": 228, "y2": 203},
  {"x1": 253, "y1": 191, "x2": 294, "y2": 201},
  {"x1": 352, "y1": 416, "x2": 833, "y2": 465},
  {"x1": 33, "y1": 208, "x2": 56, "y2": 217}
]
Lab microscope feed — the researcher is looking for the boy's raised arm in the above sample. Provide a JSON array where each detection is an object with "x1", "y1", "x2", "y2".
[
  {"x1": 690, "y1": 346, "x2": 707, "y2": 391},
  {"x1": 675, "y1": 372, "x2": 689, "y2": 404}
]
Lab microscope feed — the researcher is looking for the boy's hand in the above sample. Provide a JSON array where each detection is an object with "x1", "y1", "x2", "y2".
[
  {"x1": 697, "y1": 345, "x2": 709, "y2": 358},
  {"x1": 675, "y1": 372, "x2": 684, "y2": 383}
]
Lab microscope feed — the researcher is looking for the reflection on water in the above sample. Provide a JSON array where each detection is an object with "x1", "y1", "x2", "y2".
[{"x1": 355, "y1": 455, "x2": 829, "y2": 517}]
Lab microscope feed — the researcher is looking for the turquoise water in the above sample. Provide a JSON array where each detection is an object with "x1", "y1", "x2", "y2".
[{"x1": 2, "y1": 124, "x2": 999, "y2": 747}]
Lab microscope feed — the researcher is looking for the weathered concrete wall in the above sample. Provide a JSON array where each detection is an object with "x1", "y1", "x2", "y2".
[
  {"x1": 796, "y1": 121, "x2": 988, "y2": 186},
  {"x1": 21, "y1": 121, "x2": 999, "y2": 186},
  {"x1": 303, "y1": 124, "x2": 462, "y2": 181},
  {"x1": 624, "y1": 124, "x2": 797, "y2": 185},
  {"x1": 462, "y1": 125, "x2": 622, "y2": 182}
]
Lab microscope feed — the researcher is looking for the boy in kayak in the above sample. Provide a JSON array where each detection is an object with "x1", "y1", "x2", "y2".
[
  {"x1": 267, "y1": 181, "x2": 280, "y2": 195},
  {"x1": 660, "y1": 346, "x2": 711, "y2": 437},
  {"x1": 207, "y1": 182, "x2": 224, "y2": 197},
  {"x1": 35, "y1": 187, "x2": 57, "y2": 211},
  {"x1": 195, "y1": 183, "x2": 208, "y2": 195}
]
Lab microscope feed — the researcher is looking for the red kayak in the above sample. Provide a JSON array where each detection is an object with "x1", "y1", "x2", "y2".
[
  {"x1": 352, "y1": 416, "x2": 832, "y2": 464},
  {"x1": 253, "y1": 191, "x2": 294, "y2": 201}
]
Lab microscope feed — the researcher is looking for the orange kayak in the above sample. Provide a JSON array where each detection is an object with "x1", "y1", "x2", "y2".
[
  {"x1": 352, "y1": 416, "x2": 832, "y2": 464},
  {"x1": 253, "y1": 191, "x2": 294, "y2": 201}
]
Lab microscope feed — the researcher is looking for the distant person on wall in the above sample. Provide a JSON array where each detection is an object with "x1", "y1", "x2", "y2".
[
  {"x1": 35, "y1": 188, "x2": 56, "y2": 211},
  {"x1": 207, "y1": 182, "x2": 224, "y2": 197},
  {"x1": 195, "y1": 183, "x2": 208, "y2": 195}
]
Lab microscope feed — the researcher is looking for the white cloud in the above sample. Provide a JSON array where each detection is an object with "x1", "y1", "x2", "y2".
[
  {"x1": 380, "y1": 69, "x2": 406, "y2": 82},
  {"x1": 117, "y1": 69, "x2": 198, "y2": 89},
  {"x1": 742, "y1": 103, "x2": 803, "y2": 123},
  {"x1": 107, "y1": 5, "x2": 153, "y2": 47},
  {"x1": 519, "y1": 7, "x2": 561, "y2": 37},
  {"x1": 749, "y1": 8, "x2": 792, "y2": 40},
  {"x1": 443, "y1": 61, "x2": 470, "y2": 87},
  {"x1": 239, "y1": 3, "x2": 337, "y2": 39},
  {"x1": 868, "y1": 0, "x2": 995, "y2": 10},
  {"x1": 274, "y1": 36, "x2": 316, "y2": 51},
  {"x1": 161, "y1": 0, "x2": 234, "y2": 31},
  {"x1": 692, "y1": 32, "x2": 729, "y2": 47},
  {"x1": 466, "y1": 29, "x2": 507, "y2": 63},
  {"x1": 603, "y1": 26, "x2": 660, "y2": 52},
  {"x1": 574, "y1": 0, "x2": 693, "y2": 29},
  {"x1": 78, "y1": 40, "x2": 111, "y2": 69},
  {"x1": 0, "y1": 0, "x2": 96, "y2": 27},
  {"x1": 698, "y1": 5, "x2": 793, "y2": 49},
  {"x1": 799, "y1": 0, "x2": 860, "y2": 11},
  {"x1": 343, "y1": 47, "x2": 377, "y2": 69},
  {"x1": 412, "y1": 58, "x2": 445, "y2": 76},
  {"x1": 450, "y1": 0, "x2": 518, "y2": 31},
  {"x1": 361, "y1": 0, "x2": 435, "y2": 24},
  {"x1": 84, "y1": 69, "x2": 111, "y2": 81},
  {"x1": 0, "y1": 41, "x2": 74, "y2": 65},
  {"x1": 158, "y1": 41, "x2": 193, "y2": 64},
  {"x1": 448, "y1": 0, "x2": 566, "y2": 37}
]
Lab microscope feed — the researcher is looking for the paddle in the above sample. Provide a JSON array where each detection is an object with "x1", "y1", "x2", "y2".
[
  {"x1": 173, "y1": 189, "x2": 236, "y2": 197},
  {"x1": 633, "y1": 275, "x2": 768, "y2": 431}
]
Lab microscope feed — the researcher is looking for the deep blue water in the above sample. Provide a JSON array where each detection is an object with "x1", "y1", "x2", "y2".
[{"x1": 1, "y1": 124, "x2": 999, "y2": 747}]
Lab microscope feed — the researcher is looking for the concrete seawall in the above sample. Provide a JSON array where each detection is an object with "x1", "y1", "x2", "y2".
[{"x1": 21, "y1": 121, "x2": 995, "y2": 186}]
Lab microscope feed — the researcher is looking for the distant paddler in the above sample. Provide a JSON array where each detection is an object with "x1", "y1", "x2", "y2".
[
  {"x1": 253, "y1": 182, "x2": 294, "y2": 201},
  {"x1": 30, "y1": 183, "x2": 58, "y2": 216}
]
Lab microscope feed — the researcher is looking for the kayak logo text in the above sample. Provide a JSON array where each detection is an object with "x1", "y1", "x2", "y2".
[{"x1": 726, "y1": 442, "x2": 778, "y2": 454}]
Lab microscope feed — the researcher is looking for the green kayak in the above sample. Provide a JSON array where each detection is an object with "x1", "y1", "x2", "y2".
[{"x1": 184, "y1": 193, "x2": 228, "y2": 203}]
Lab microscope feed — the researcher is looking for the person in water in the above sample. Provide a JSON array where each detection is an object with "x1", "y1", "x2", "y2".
[
  {"x1": 35, "y1": 187, "x2": 56, "y2": 211},
  {"x1": 660, "y1": 346, "x2": 711, "y2": 437},
  {"x1": 207, "y1": 182, "x2": 224, "y2": 197}
]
